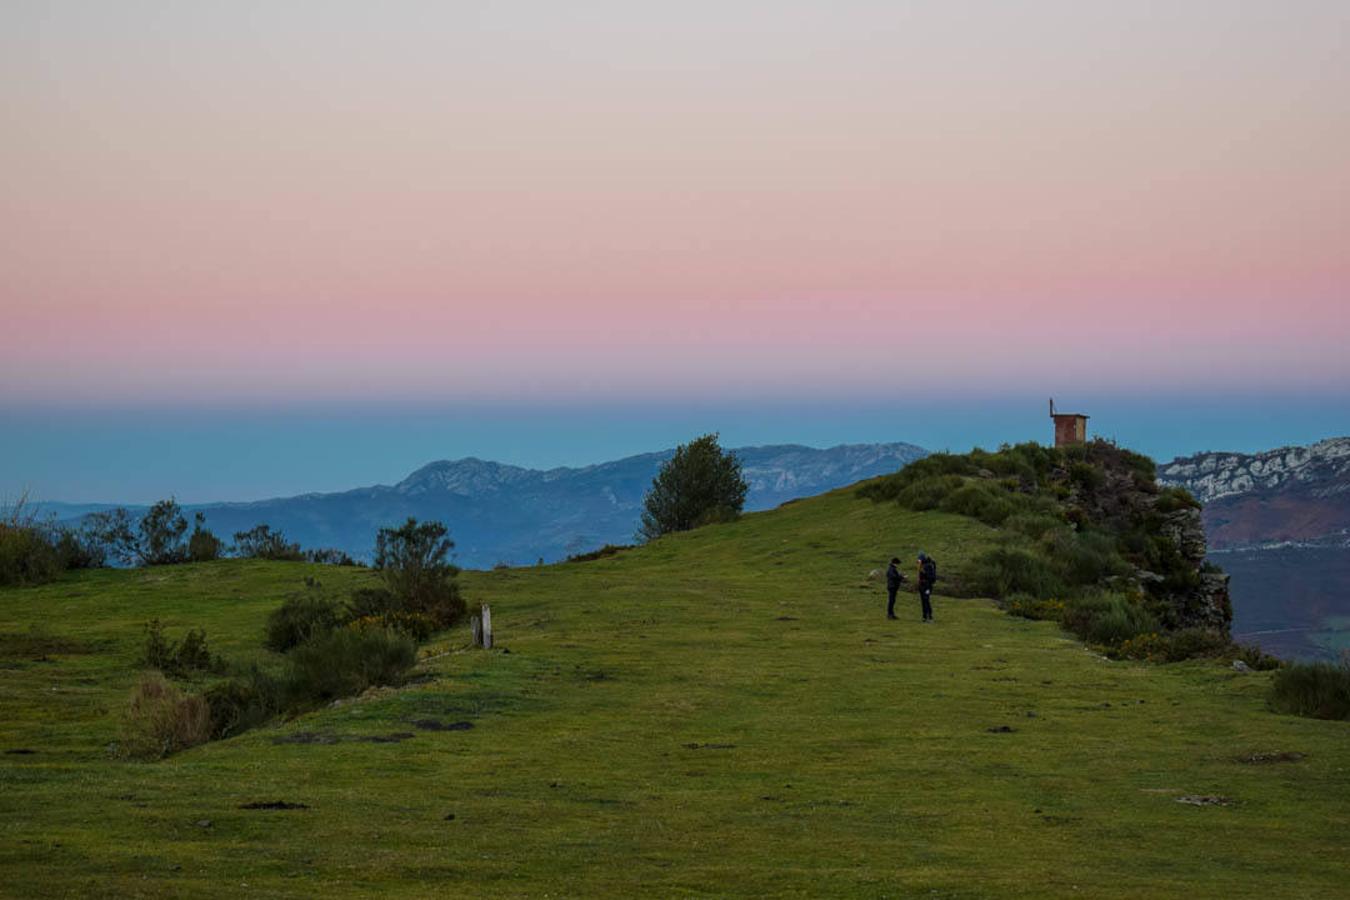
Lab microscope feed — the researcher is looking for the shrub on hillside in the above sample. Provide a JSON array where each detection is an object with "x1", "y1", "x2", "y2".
[
  {"x1": 285, "y1": 627, "x2": 417, "y2": 703},
  {"x1": 142, "y1": 619, "x2": 220, "y2": 677},
  {"x1": 83, "y1": 507, "x2": 142, "y2": 566},
  {"x1": 82, "y1": 500, "x2": 194, "y2": 566},
  {"x1": 233, "y1": 524, "x2": 305, "y2": 561},
  {"x1": 118, "y1": 673, "x2": 212, "y2": 759},
  {"x1": 305, "y1": 547, "x2": 360, "y2": 566},
  {"x1": 1267, "y1": 661, "x2": 1350, "y2": 721},
  {"x1": 1061, "y1": 593, "x2": 1158, "y2": 647},
  {"x1": 939, "y1": 482, "x2": 1016, "y2": 526},
  {"x1": 187, "y1": 513, "x2": 225, "y2": 562},
  {"x1": 53, "y1": 525, "x2": 106, "y2": 569},
  {"x1": 373, "y1": 518, "x2": 465, "y2": 628},
  {"x1": 138, "y1": 499, "x2": 190, "y2": 565},
  {"x1": 0, "y1": 524, "x2": 64, "y2": 587},
  {"x1": 264, "y1": 591, "x2": 343, "y2": 652},
  {"x1": 968, "y1": 547, "x2": 1067, "y2": 600},
  {"x1": 1002, "y1": 593, "x2": 1065, "y2": 621},
  {"x1": 566, "y1": 543, "x2": 633, "y2": 563},
  {"x1": 202, "y1": 666, "x2": 285, "y2": 739},
  {"x1": 348, "y1": 612, "x2": 435, "y2": 641}
]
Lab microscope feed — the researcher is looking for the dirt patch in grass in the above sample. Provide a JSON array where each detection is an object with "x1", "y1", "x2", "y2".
[
  {"x1": 1176, "y1": 795, "x2": 1233, "y2": 807},
  {"x1": 271, "y1": 731, "x2": 416, "y2": 746},
  {"x1": 1236, "y1": 751, "x2": 1306, "y2": 765},
  {"x1": 4, "y1": 748, "x2": 37, "y2": 755},
  {"x1": 411, "y1": 719, "x2": 474, "y2": 732},
  {"x1": 240, "y1": 801, "x2": 309, "y2": 810},
  {"x1": 0, "y1": 631, "x2": 99, "y2": 660},
  {"x1": 683, "y1": 743, "x2": 736, "y2": 750},
  {"x1": 986, "y1": 725, "x2": 1016, "y2": 733}
]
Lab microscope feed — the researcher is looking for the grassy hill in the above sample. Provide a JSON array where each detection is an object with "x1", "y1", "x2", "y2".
[{"x1": 2, "y1": 486, "x2": 1347, "y2": 897}]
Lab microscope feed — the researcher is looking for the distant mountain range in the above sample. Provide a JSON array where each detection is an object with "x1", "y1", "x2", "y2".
[
  {"x1": 40, "y1": 442, "x2": 926, "y2": 569},
  {"x1": 1160, "y1": 437, "x2": 1350, "y2": 660},
  {"x1": 1160, "y1": 437, "x2": 1350, "y2": 550}
]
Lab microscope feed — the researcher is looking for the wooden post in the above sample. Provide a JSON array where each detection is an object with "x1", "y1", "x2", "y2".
[
  {"x1": 480, "y1": 604, "x2": 492, "y2": 649},
  {"x1": 470, "y1": 614, "x2": 482, "y2": 648}
]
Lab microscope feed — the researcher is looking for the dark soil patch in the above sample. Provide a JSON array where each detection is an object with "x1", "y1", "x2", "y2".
[
  {"x1": 986, "y1": 725, "x2": 1016, "y2": 734},
  {"x1": 1176, "y1": 795, "x2": 1233, "y2": 807},
  {"x1": 239, "y1": 801, "x2": 309, "y2": 810},
  {"x1": 272, "y1": 732, "x2": 340, "y2": 745},
  {"x1": 4, "y1": 748, "x2": 37, "y2": 755},
  {"x1": 271, "y1": 731, "x2": 416, "y2": 745},
  {"x1": 411, "y1": 719, "x2": 474, "y2": 732},
  {"x1": 1237, "y1": 751, "x2": 1306, "y2": 765},
  {"x1": 775, "y1": 616, "x2": 799, "y2": 622},
  {"x1": 0, "y1": 632, "x2": 98, "y2": 659},
  {"x1": 683, "y1": 743, "x2": 736, "y2": 750}
]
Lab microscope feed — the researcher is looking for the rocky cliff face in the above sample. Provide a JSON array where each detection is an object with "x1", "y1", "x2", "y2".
[{"x1": 1065, "y1": 445, "x2": 1231, "y2": 632}]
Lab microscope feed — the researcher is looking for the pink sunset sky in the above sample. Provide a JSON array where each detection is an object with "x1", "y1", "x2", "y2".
[{"x1": 2, "y1": 1, "x2": 1347, "y2": 407}]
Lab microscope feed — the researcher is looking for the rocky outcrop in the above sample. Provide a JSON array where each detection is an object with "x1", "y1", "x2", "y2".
[{"x1": 1063, "y1": 444, "x2": 1231, "y2": 633}]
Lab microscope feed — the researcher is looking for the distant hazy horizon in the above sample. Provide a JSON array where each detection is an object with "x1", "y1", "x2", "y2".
[{"x1": 3, "y1": 392, "x2": 1345, "y2": 505}]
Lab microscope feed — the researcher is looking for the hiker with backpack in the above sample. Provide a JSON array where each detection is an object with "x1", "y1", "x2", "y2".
[
  {"x1": 917, "y1": 552, "x2": 937, "y2": 622},
  {"x1": 885, "y1": 557, "x2": 905, "y2": 620}
]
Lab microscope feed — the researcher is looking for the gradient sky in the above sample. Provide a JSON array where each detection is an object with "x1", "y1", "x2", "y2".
[{"x1": 2, "y1": 2, "x2": 1347, "y2": 501}]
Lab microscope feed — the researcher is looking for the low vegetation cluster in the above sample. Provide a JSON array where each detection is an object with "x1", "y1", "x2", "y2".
[{"x1": 119, "y1": 518, "x2": 461, "y2": 758}]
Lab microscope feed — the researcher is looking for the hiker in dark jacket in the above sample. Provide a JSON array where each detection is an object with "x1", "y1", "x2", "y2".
[
  {"x1": 885, "y1": 557, "x2": 905, "y2": 619},
  {"x1": 917, "y1": 552, "x2": 937, "y2": 622}
]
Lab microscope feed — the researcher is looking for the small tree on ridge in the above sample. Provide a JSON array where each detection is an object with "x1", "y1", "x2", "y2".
[{"x1": 640, "y1": 433, "x2": 748, "y2": 541}]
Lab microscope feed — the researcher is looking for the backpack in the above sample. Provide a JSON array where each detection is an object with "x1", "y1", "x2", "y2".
[{"x1": 921, "y1": 558, "x2": 937, "y2": 584}]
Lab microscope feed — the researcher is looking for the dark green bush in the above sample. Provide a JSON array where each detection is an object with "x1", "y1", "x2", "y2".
[
  {"x1": 187, "y1": 514, "x2": 225, "y2": 562},
  {"x1": 141, "y1": 619, "x2": 220, "y2": 677},
  {"x1": 939, "y1": 483, "x2": 1016, "y2": 526},
  {"x1": 1004, "y1": 513, "x2": 1063, "y2": 541},
  {"x1": 1062, "y1": 594, "x2": 1158, "y2": 647},
  {"x1": 0, "y1": 524, "x2": 64, "y2": 586},
  {"x1": 895, "y1": 475, "x2": 967, "y2": 511},
  {"x1": 968, "y1": 547, "x2": 1067, "y2": 600},
  {"x1": 305, "y1": 548, "x2": 360, "y2": 566},
  {"x1": 264, "y1": 592, "x2": 343, "y2": 652},
  {"x1": 1046, "y1": 529, "x2": 1131, "y2": 586},
  {"x1": 1155, "y1": 487, "x2": 1202, "y2": 513},
  {"x1": 233, "y1": 524, "x2": 304, "y2": 561},
  {"x1": 373, "y1": 518, "x2": 466, "y2": 628},
  {"x1": 566, "y1": 544, "x2": 633, "y2": 563},
  {"x1": 1268, "y1": 661, "x2": 1350, "y2": 721},
  {"x1": 1002, "y1": 593, "x2": 1065, "y2": 621},
  {"x1": 346, "y1": 586, "x2": 402, "y2": 618},
  {"x1": 53, "y1": 526, "x2": 106, "y2": 570},
  {"x1": 139, "y1": 499, "x2": 190, "y2": 565},
  {"x1": 202, "y1": 666, "x2": 285, "y2": 739},
  {"x1": 285, "y1": 627, "x2": 417, "y2": 703}
]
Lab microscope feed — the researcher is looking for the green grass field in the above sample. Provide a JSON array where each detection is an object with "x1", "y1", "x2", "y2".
[{"x1": 2, "y1": 488, "x2": 1347, "y2": 897}]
